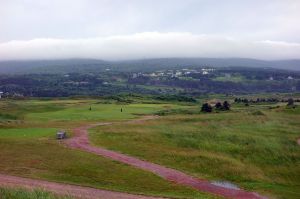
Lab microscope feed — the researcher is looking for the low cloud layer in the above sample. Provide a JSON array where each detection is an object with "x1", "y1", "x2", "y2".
[
  {"x1": 0, "y1": 32, "x2": 300, "y2": 61},
  {"x1": 1, "y1": 1, "x2": 299, "y2": 60}
]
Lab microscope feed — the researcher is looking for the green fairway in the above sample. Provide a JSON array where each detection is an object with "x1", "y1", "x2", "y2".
[
  {"x1": 25, "y1": 103, "x2": 170, "y2": 121},
  {"x1": 0, "y1": 128, "x2": 56, "y2": 138},
  {"x1": 90, "y1": 105, "x2": 300, "y2": 199},
  {"x1": 0, "y1": 99, "x2": 186, "y2": 122},
  {"x1": 0, "y1": 126, "x2": 216, "y2": 198}
]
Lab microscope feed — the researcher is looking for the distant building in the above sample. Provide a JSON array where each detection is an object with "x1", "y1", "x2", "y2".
[
  {"x1": 201, "y1": 68, "x2": 214, "y2": 75},
  {"x1": 12, "y1": 93, "x2": 24, "y2": 98},
  {"x1": 149, "y1": 73, "x2": 157, "y2": 77},
  {"x1": 132, "y1": 73, "x2": 138, "y2": 78},
  {"x1": 269, "y1": 77, "x2": 274, "y2": 81},
  {"x1": 175, "y1": 71, "x2": 182, "y2": 76},
  {"x1": 0, "y1": 91, "x2": 3, "y2": 99},
  {"x1": 287, "y1": 76, "x2": 293, "y2": 80}
]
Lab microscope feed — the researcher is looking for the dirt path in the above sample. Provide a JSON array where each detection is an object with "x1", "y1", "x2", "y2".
[
  {"x1": 65, "y1": 116, "x2": 267, "y2": 199},
  {"x1": 0, "y1": 174, "x2": 166, "y2": 199}
]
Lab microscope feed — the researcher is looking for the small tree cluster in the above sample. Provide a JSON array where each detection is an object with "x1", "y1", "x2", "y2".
[
  {"x1": 201, "y1": 101, "x2": 230, "y2": 113},
  {"x1": 235, "y1": 97, "x2": 300, "y2": 104},
  {"x1": 234, "y1": 97, "x2": 279, "y2": 104},
  {"x1": 215, "y1": 101, "x2": 230, "y2": 111}
]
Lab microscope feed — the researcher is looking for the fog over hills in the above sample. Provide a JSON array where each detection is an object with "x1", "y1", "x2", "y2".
[
  {"x1": 0, "y1": 58, "x2": 299, "y2": 74},
  {"x1": 1, "y1": 2, "x2": 300, "y2": 70}
]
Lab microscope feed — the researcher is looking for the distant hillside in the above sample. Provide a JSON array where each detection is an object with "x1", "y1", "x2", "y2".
[
  {"x1": 112, "y1": 58, "x2": 300, "y2": 71},
  {"x1": 0, "y1": 59, "x2": 109, "y2": 74},
  {"x1": 0, "y1": 58, "x2": 299, "y2": 74}
]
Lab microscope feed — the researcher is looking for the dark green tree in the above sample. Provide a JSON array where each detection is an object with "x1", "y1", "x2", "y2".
[
  {"x1": 287, "y1": 98, "x2": 294, "y2": 106},
  {"x1": 201, "y1": 103, "x2": 212, "y2": 113},
  {"x1": 223, "y1": 101, "x2": 230, "y2": 110},
  {"x1": 215, "y1": 102, "x2": 222, "y2": 110}
]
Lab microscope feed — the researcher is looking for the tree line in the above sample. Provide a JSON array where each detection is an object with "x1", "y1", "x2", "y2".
[{"x1": 201, "y1": 101, "x2": 230, "y2": 113}]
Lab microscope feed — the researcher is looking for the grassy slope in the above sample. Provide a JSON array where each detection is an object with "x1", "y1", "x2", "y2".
[
  {"x1": 0, "y1": 100, "x2": 216, "y2": 199},
  {"x1": 90, "y1": 104, "x2": 300, "y2": 199},
  {"x1": 0, "y1": 187, "x2": 72, "y2": 199}
]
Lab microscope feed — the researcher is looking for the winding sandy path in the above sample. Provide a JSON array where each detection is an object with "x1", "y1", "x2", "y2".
[
  {"x1": 65, "y1": 116, "x2": 267, "y2": 199},
  {"x1": 0, "y1": 174, "x2": 166, "y2": 199}
]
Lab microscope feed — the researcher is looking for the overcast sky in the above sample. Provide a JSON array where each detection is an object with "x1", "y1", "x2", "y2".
[{"x1": 0, "y1": 0, "x2": 300, "y2": 60}]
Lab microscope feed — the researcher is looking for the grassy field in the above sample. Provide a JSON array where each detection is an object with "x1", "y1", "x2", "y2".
[
  {"x1": 1, "y1": 97, "x2": 299, "y2": 199},
  {"x1": 25, "y1": 103, "x2": 180, "y2": 121},
  {"x1": 0, "y1": 128, "x2": 56, "y2": 138},
  {"x1": 0, "y1": 187, "x2": 72, "y2": 199},
  {"x1": 90, "y1": 103, "x2": 300, "y2": 199},
  {"x1": 0, "y1": 99, "x2": 216, "y2": 199},
  {"x1": 0, "y1": 99, "x2": 187, "y2": 122}
]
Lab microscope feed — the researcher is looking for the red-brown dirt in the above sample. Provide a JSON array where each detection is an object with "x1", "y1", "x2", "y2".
[
  {"x1": 65, "y1": 116, "x2": 267, "y2": 199},
  {"x1": 0, "y1": 174, "x2": 166, "y2": 199}
]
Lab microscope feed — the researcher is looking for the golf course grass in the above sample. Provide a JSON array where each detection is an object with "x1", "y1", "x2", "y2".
[
  {"x1": 1, "y1": 99, "x2": 188, "y2": 122},
  {"x1": 90, "y1": 104, "x2": 300, "y2": 199},
  {"x1": 0, "y1": 99, "x2": 217, "y2": 199}
]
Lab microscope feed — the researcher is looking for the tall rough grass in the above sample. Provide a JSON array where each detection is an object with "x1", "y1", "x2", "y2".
[{"x1": 0, "y1": 187, "x2": 72, "y2": 199}]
